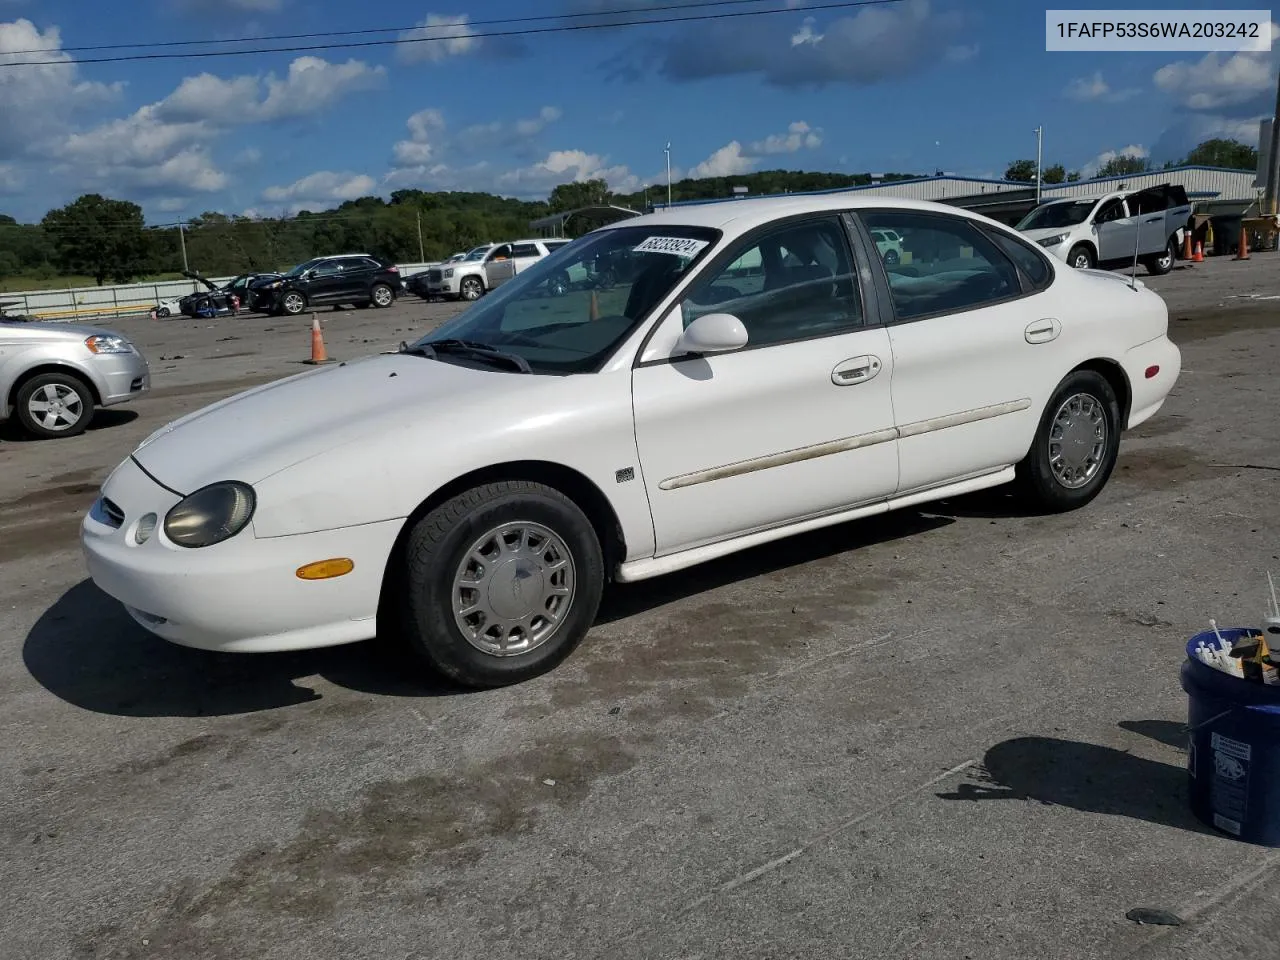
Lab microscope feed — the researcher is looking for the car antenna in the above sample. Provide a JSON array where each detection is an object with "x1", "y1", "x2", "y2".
[{"x1": 1129, "y1": 207, "x2": 1141, "y2": 290}]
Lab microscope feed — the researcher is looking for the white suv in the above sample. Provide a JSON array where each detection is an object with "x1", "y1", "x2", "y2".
[{"x1": 483, "y1": 238, "x2": 568, "y2": 292}]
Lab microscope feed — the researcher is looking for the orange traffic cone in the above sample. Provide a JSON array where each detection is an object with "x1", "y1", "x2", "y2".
[
  {"x1": 1192, "y1": 241, "x2": 1204, "y2": 262},
  {"x1": 1182, "y1": 231, "x2": 1193, "y2": 261},
  {"x1": 589, "y1": 290, "x2": 600, "y2": 321},
  {"x1": 303, "y1": 312, "x2": 333, "y2": 364},
  {"x1": 1234, "y1": 227, "x2": 1250, "y2": 260}
]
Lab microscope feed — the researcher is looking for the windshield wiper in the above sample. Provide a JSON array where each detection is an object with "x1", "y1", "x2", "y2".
[{"x1": 400, "y1": 338, "x2": 532, "y2": 373}]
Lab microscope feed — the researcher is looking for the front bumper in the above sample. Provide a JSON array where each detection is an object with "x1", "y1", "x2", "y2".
[
  {"x1": 93, "y1": 350, "x2": 151, "y2": 406},
  {"x1": 80, "y1": 457, "x2": 402, "y2": 653}
]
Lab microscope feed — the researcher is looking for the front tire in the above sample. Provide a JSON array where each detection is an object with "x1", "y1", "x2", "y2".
[
  {"x1": 459, "y1": 276, "x2": 484, "y2": 301},
  {"x1": 1014, "y1": 369, "x2": 1121, "y2": 513},
  {"x1": 398, "y1": 480, "x2": 604, "y2": 688},
  {"x1": 281, "y1": 291, "x2": 307, "y2": 315},
  {"x1": 15, "y1": 371, "x2": 96, "y2": 439},
  {"x1": 1066, "y1": 244, "x2": 1095, "y2": 270}
]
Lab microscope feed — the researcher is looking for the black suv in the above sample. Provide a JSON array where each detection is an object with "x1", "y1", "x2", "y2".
[{"x1": 248, "y1": 254, "x2": 404, "y2": 315}]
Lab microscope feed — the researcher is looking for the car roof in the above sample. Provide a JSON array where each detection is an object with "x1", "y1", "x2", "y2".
[{"x1": 593, "y1": 194, "x2": 1018, "y2": 239}]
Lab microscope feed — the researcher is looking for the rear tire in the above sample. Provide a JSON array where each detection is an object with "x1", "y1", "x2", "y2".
[
  {"x1": 1145, "y1": 237, "x2": 1177, "y2": 276},
  {"x1": 15, "y1": 371, "x2": 96, "y2": 440},
  {"x1": 397, "y1": 480, "x2": 604, "y2": 689},
  {"x1": 371, "y1": 283, "x2": 394, "y2": 308}
]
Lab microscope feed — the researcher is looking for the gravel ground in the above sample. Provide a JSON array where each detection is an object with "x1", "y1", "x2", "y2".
[{"x1": 1, "y1": 255, "x2": 1279, "y2": 960}]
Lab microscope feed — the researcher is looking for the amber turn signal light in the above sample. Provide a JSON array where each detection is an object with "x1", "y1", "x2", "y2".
[{"x1": 296, "y1": 558, "x2": 355, "y2": 580}]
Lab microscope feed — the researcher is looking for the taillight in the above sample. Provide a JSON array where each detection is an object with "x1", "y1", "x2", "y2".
[{"x1": 387, "y1": 265, "x2": 399, "y2": 273}]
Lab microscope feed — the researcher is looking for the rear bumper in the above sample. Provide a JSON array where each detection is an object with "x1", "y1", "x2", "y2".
[{"x1": 1122, "y1": 335, "x2": 1181, "y2": 429}]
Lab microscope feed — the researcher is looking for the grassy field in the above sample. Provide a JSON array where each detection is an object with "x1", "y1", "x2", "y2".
[{"x1": 0, "y1": 272, "x2": 188, "y2": 294}]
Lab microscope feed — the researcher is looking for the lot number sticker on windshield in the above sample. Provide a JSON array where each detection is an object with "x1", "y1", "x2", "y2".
[{"x1": 633, "y1": 236, "x2": 710, "y2": 257}]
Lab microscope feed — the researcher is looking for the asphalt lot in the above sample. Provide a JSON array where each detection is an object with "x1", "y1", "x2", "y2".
[{"x1": 2, "y1": 256, "x2": 1279, "y2": 960}]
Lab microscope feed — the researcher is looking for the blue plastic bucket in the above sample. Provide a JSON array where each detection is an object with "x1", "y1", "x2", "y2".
[{"x1": 1180, "y1": 626, "x2": 1280, "y2": 845}]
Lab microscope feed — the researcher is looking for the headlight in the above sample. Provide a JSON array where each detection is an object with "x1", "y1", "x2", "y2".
[
  {"x1": 444, "y1": 268, "x2": 454, "y2": 277},
  {"x1": 85, "y1": 334, "x2": 133, "y2": 354},
  {"x1": 1037, "y1": 234, "x2": 1068, "y2": 247},
  {"x1": 164, "y1": 481, "x2": 256, "y2": 548}
]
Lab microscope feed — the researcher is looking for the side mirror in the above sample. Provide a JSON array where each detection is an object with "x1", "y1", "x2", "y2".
[{"x1": 673, "y1": 312, "x2": 748, "y2": 356}]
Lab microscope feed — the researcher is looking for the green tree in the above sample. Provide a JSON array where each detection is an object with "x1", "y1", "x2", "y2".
[
  {"x1": 1004, "y1": 159, "x2": 1037, "y2": 182},
  {"x1": 41, "y1": 194, "x2": 149, "y2": 285},
  {"x1": 1180, "y1": 137, "x2": 1258, "y2": 170},
  {"x1": 1041, "y1": 163, "x2": 1067, "y2": 184},
  {"x1": 1067, "y1": 170, "x2": 1081, "y2": 182},
  {"x1": 1093, "y1": 154, "x2": 1150, "y2": 178},
  {"x1": 549, "y1": 179, "x2": 611, "y2": 212}
]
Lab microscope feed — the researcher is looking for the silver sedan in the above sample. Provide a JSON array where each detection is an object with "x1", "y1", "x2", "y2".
[{"x1": 0, "y1": 319, "x2": 151, "y2": 440}]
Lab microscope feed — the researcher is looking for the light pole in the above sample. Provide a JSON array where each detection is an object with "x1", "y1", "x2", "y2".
[
  {"x1": 1034, "y1": 125, "x2": 1043, "y2": 203},
  {"x1": 664, "y1": 142, "x2": 672, "y2": 208}
]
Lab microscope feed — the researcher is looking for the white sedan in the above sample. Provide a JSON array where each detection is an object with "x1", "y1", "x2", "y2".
[{"x1": 81, "y1": 195, "x2": 1181, "y2": 688}]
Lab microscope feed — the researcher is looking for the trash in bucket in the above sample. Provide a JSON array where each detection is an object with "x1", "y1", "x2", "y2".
[{"x1": 1180, "y1": 578, "x2": 1280, "y2": 845}]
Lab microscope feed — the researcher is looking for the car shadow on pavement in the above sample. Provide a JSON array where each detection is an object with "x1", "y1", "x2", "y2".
[
  {"x1": 27, "y1": 510, "x2": 959, "y2": 717},
  {"x1": 23, "y1": 579, "x2": 463, "y2": 718},
  {"x1": 936, "y1": 723, "x2": 1218, "y2": 837},
  {"x1": 595, "y1": 510, "x2": 956, "y2": 623},
  {"x1": 0, "y1": 408, "x2": 138, "y2": 443}
]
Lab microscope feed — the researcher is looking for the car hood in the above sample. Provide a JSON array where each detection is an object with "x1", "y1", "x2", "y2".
[{"x1": 130, "y1": 352, "x2": 538, "y2": 493}]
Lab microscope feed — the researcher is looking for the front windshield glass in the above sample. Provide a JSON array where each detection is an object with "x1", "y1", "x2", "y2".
[
  {"x1": 463, "y1": 246, "x2": 490, "y2": 261},
  {"x1": 1017, "y1": 200, "x2": 1096, "y2": 230},
  {"x1": 285, "y1": 257, "x2": 322, "y2": 278},
  {"x1": 412, "y1": 224, "x2": 722, "y2": 374}
]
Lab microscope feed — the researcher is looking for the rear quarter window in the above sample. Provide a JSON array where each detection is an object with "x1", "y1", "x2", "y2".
[{"x1": 987, "y1": 228, "x2": 1053, "y2": 291}]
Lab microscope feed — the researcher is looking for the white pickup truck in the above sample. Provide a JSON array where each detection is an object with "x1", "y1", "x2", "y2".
[{"x1": 1017, "y1": 183, "x2": 1192, "y2": 276}]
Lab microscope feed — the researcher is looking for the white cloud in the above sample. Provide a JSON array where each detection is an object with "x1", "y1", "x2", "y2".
[
  {"x1": 749, "y1": 120, "x2": 823, "y2": 155},
  {"x1": 397, "y1": 14, "x2": 480, "y2": 63},
  {"x1": 1153, "y1": 43, "x2": 1275, "y2": 110},
  {"x1": 391, "y1": 108, "x2": 447, "y2": 166},
  {"x1": 945, "y1": 43, "x2": 978, "y2": 62},
  {"x1": 496, "y1": 149, "x2": 642, "y2": 194},
  {"x1": 1064, "y1": 71, "x2": 1141, "y2": 103},
  {"x1": 456, "y1": 105, "x2": 563, "y2": 152},
  {"x1": 0, "y1": 18, "x2": 124, "y2": 160},
  {"x1": 791, "y1": 16, "x2": 823, "y2": 46},
  {"x1": 262, "y1": 170, "x2": 378, "y2": 210},
  {"x1": 0, "y1": 163, "x2": 21, "y2": 192},
  {"x1": 1079, "y1": 144, "x2": 1149, "y2": 179},
  {"x1": 689, "y1": 142, "x2": 755, "y2": 178},
  {"x1": 155, "y1": 56, "x2": 385, "y2": 125}
]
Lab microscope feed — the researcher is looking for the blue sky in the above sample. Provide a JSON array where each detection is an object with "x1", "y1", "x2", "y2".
[{"x1": 0, "y1": 0, "x2": 1276, "y2": 223}]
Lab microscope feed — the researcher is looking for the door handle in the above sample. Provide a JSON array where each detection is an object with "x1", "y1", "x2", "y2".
[
  {"x1": 832, "y1": 354, "x2": 882, "y2": 385},
  {"x1": 1025, "y1": 318, "x2": 1062, "y2": 344}
]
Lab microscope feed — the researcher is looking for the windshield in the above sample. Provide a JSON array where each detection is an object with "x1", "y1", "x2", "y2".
[
  {"x1": 463, "y1": 246, "x2": 491, "y2": 261},
  {"x1": 285, "y1": 257, "x2": 322, "y2": 278},
  {"x1": 411, "y1": 224, "x2": 721, "y2": 374},
  {"x1": 1017, "y1": 200, "x2": 1097, "y2": 230}
]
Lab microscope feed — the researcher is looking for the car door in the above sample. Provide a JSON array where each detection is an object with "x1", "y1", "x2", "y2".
[
  {"x1": 631, "y1": 213, "x2": 900, "y2": 556},
  {"x1": 484, "y1": 244, "x2": 515, "y2": 289},
  {"x1": 304, "y1": 260, "x2": 345, "y2": 304},
  {"x1": 1093, "y1": 196, "x2": 1134, "y2": 262},
  {"x1": 1128, "y1": 185, "x2": 1178, "y2": 255},
  {"x1": 335, "y1": 257, "x2": 375, "y2": 300},
  {"x1": 852, "y1": 209, "x2": 1064, "y2": 495},
  {"x1": 505, "y1": 242, "x2": 545, "y2": 284}
]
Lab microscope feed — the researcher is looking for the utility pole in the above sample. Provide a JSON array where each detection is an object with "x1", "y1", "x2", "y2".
[
  {"x1": 1264, "y1": 68, "x2": 1280, "y2": 216},
  {"x1": 1034, "y1": 126, "x2": 1043, "y2": 203},
  {"x1": 416, "y1": 210, "x2": 425, "y2": 262},
  {"x1": 177, "y1": 220, "x2": 189, "y2": 273},
  {"x1": 664, "y1": 142, "x2": 672, "y2": 208}
]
